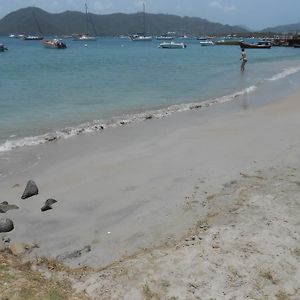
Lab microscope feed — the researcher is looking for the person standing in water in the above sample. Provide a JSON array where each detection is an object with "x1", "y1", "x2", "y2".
[{"x1": 240, "y1": 48, "x2": 247, "y2": 71}]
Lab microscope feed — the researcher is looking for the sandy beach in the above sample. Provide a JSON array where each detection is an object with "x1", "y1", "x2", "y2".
[{"x1": 1, "y1": 90, "x2": 300, "y2": 299}]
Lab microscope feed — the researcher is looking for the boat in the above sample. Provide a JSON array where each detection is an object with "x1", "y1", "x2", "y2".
[
  {"x1": 0, "y1": 44, "x2": 8, "y2": 52},
  {"x1": 240, "y1": 41, "x2": 271, "y2": 49},
  {"x1": 23, "y1": 10, "x2": 43, "y2": 40},
  {"x1": 130, "y1": 3, "x2": 152, "y2": 41},
  {"x1": 159, "y1": 41, "x2": 186, "y2": 49},
  {"x1": 215, "y1": 39, "x2": 243, "y2": 46},
  {"x1": 23, "y1": 35, "x2": 44, "y2": 41},
  {"x1": 42, "y1": 39, "x2": 67, "y2": 49},
  {"x1": 130, "y1": 34, "x2": 152, "y2": 41},
  {"x1": 294, "y1": 44, "x2": 300, "y2": 48},
  {"x1": 179, "y1": 35, "x2": 190, "y2": 39},
  {"x1": 73, "y1": 3, "x2": 97, "y2": 41},
  {"x1": 200, "y1": 40, "x2": 215, "y2": 46},
  {"x1": 73, "y1": 33, "x2": 96, "y2": 41},
  {"x1": 156, "y1": 35, "x2": 174, "y2": 41}
]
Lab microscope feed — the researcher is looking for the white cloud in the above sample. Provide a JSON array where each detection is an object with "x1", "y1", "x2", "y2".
[{"x1": 209, "y1": 1, "x2": 236, "y2": 12}]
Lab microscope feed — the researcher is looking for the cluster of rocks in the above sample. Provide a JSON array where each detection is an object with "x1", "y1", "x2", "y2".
[{"x1": 0, "y1": 180, "x2": 58, "y2": 234}]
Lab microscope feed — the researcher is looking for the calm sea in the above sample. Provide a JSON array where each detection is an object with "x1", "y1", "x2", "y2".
[{"x1": 1, "y1": 37, "x2": 300, "y2": 152}]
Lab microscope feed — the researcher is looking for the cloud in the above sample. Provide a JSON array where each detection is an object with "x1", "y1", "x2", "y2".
[{"x1": 209, "y1": 1, "x2": 236, "y2": 12}]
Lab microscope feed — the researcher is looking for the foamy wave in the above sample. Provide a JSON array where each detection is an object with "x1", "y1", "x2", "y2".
[
  {"x1": 268, "y1": 66, "x2": 300, "y2": 81},
  {"x1": 0, "y1": 84, "x2": 259, "y2": 153}
]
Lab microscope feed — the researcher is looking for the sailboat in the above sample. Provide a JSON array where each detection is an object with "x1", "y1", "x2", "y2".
[
  {"x1": 23, "y1": 10, "x2": 43, "y2": 40},
  {"x1": 156, "y1": 14, "x2": 174, "y2": 40},
  {"x1": 130, "y1": 3, "x2": 152, "y2": 41},
  {"x1": 73, "y1": 3, "x2": 97, "y2": 41}
]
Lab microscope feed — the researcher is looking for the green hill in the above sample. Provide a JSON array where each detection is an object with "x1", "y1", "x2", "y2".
[
  {"x1": 0, "y1": 7, "x2": 247, "y2": 36},
  {"x1": 263, "y1": 22, "x2": 300, "y2": 33}
]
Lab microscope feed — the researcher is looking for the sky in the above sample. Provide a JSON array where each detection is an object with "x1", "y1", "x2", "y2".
[{"x1": 0, "y1": 0, "x2": 299, "y2": 30}]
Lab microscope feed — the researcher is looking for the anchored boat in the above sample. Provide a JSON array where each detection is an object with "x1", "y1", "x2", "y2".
[
  {"x1": 42, "y1": 39, "x2": 67, "y2": 49},
  {"x1": 130, "y1": 3, "x2": 152, "y2": 41},
  {"x1": 240, "y1": 41, "x2": 272, "y2": 49},
  {"x1": 73, "y1": 3, "x2": 97, "y2": 41},
  {"x1": 200, "y1": 40, "x2": 215, "y2": 46},
  {"x1": 159, "y1": 41, "x2": 186, "y2": 49},
  {"x1": 130, "y1": 34, "x2": 152, "y2": 41},
  {"x1": 0, "y1": 44, "x2": 8, "y2": 52}
]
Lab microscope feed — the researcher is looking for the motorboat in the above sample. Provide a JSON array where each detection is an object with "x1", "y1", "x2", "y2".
[
  {"x1": 73, "y1": 33, "x2": 96, "y2": 41},
  {"x1": 215, "y1": 39, "x2": 242, "y2": 45},
  {"x1": 240, "y1": 41, "x2": 272, "y2": 49},
  {"x1": 42, "y1": 39, "x2": 67, "y2": 49},
  {"x1": 23, "y1": 35, "x2": 43, "y2": 41},
  {"x1": 130, "y1": 35, "x2": 152, "y2": 41},
  {"x1": 294, "y1": 44, "x2": 300, "y2": 48},
  {"x1": 159, "y1": 41, "x2": 186, "y2": 49},
  {"x1": 156, "y1": 35, "x2": 174, "y2": 41},
  {"x1": 200, "y1": 40, "x2": 215, "y2": 46},
  {"x1": 0, "y1": 44, "x2": 8, "y2": 52}
]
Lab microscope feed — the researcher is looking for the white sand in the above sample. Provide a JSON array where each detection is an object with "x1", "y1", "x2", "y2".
[{"x1": 0, "y1": 90, "x2": 300, "y2": 282}]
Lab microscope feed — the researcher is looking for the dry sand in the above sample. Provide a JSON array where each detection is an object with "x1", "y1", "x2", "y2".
[{"x1": 0, "y1": 90, "x2": 300, "y2": 299}]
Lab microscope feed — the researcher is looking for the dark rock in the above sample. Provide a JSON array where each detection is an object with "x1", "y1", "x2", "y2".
[
  {"x1": 41, "y1": 199, "x2": 58, "y2": 212},
  {"x1": 2, "y1": 237, "x2": 10, "y2": 243},
  {"x1": 0, "y1": 218, "x2": 14, "y2": 233},
  {"x1": 45, "y1": 135, "x2": 57, "y2": 142},
  {"x1": 0, "y1": 202, "x2": 19, "y2": 213},
  {"x1": 21, "y1": 180, "x2": 38, "y2": 199},
  {"x1": 145, "y1": 115, "x2": 153, "y2": 120},
  {"x1": 56, "y1": 245, "x2": 91, "y2": 261},
  {"x1": 190, "y1": 104, "x2": 202, "y2": 109}
]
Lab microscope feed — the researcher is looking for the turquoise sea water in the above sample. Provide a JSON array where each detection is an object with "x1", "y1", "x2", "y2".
[{"x1": 1, "y1": 37, "x2": 300, "y2": 151}]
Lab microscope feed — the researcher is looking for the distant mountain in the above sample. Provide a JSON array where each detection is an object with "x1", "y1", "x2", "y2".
[
  {"x1": 263, "y1": 22, "x2": 300, "y2": 33},
  {"x1": 0, "y1": 7, "x2": 247, "y2": 36},
  {"x1": 237, "y1": 25, "x2": 253, "y2": 32}
]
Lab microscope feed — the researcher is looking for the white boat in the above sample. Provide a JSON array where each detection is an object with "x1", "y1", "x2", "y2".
[
  {"x1": 130, "y1": 34, "x2": 152, "y2": 41},
  {"x1": 73, "y1": 3, "x2": 97, "y2": 41},
  {"x1": 156, "y1": 35, "x2": 174, "y2": 40},
  {"x1": 23, "y1": 35, "x2": 43, "y2": 41},
  {"x1": 23, "y1": 11, "x2": 43, "y2": 40},
  {"x1": 159, "y1": 41, "x2": 186, "y2": 49},
  {"x1": 131, "y1": 3, "x2": 152, "y2": 41},
  {"x1": 42, "y1": 39, "x2": 67, "y2": 49},
  {"x1": 73, "y1": 34, "x2": 96, "y2": 41},
  {"x1": 200, "y1": 40, "x2": 215, "y2": 46}
]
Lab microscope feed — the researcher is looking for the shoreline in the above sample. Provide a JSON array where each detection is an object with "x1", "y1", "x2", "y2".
[
  {"x1": 1, "y1": 87, "x2": 300, "y2": 269},
  {"x1": 1, "y1": 64, "x2": 300, "y2": 154}
]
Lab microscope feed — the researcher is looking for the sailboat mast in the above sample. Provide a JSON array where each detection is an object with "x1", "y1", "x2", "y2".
[
  {"x1": 32, "y1": 11, "x2": 43, "y2": 36},
  {"x1": 143, "y1": 2, "x2": 146, "y2": 35},
  {"x1": 85, "y1": 2, "x2": 89, "y2": 34}
]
